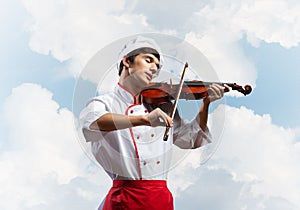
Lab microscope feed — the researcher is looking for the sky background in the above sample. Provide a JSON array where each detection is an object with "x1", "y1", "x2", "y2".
[{"x1": 1, "y1": 0, "x2": 300, "y2": 209}]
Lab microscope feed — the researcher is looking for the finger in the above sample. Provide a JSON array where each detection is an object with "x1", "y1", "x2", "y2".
[
  {"x1": 209, "y1": 84, "x2": 222, "y2": 98},
  {"x1": 158, "y1": 116, "x2": 164, "y2": 123},
  {"x1": 160, "y1": 111, "x2": 173, "y2": 127},
  {"x1": 208, "y1": 84, "x2": 224, "y2": 102},
  {"x1": 223, "y1": 84, "x2": 230, "y2": 92},
  {"x1": 166, "y1": 116, "x2": 173, "y2": 127},
  {"x1": 153, "y1": 108, "x2": 171, "y2": 127},
  {"x1": 214, "y1": 84, "x2": 225, "y2": 97}
]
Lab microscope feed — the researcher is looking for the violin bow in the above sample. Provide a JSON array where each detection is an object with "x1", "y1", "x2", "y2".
[{"x1": 163, "y1": 62, "x2": 188, "y2": 141}]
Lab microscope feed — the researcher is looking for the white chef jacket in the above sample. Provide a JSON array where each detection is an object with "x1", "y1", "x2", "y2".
[{"x1": 80, "y1": 83, "x2": 212, "y2": 180}]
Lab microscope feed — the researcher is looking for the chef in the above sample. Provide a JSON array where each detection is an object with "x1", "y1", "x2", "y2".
[{"x1": 80, "y1": 36, "x2": 226, "y2": 210}]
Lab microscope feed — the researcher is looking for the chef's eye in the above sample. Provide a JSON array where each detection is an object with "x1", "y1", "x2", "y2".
[{"x1": 145, "y1": 57, "x2": 152, "y2": 63}]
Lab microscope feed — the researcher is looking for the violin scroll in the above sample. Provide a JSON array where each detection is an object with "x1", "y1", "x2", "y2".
[{"x1": 229, "y1": 83, "x2": 252, "y2": 96}]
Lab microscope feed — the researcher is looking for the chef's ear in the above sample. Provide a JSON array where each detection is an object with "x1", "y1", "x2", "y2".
[{"x1": 122, "y1": 56, "x2": 130, "y2": 68}]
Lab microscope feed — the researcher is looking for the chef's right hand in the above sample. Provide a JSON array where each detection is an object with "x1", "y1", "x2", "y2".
[{"x1": 146, "y1": 108, "x2": 173, "y2": 127}]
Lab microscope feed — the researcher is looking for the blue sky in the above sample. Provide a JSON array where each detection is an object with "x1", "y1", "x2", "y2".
[
  {"x1": 1, "y1": 0, "x2": 300, "y2": 209},
  {"x1": 223, "y1": 39, "x2": 300, "y2": 128}
]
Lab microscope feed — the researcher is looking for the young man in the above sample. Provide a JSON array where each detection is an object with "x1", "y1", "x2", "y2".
[{"x1": 80, "y1": 36, "x2": 226, "y2": 210}]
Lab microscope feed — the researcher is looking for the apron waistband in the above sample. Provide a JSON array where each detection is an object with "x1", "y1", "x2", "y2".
[{"x1": 113, "y1": 180, "x2": 167, "y2": 187}]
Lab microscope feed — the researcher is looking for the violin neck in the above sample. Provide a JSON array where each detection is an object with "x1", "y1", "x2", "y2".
[{"x1": 183, "y1": 81, "x2": 234, "y2": 87}]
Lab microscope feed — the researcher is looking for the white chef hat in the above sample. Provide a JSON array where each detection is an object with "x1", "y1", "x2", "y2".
[{"x1": 117, "y1": 36, "x2": 163, "y2": 75}]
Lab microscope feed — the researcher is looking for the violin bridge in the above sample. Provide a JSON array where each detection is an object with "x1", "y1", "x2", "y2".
[{"x1": 170, "y1": 79, "x2": 173, "y2": 88}]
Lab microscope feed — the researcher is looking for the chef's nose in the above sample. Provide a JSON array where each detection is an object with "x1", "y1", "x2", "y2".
[
  {"x1": 151, "y1": 63, "x2": 162, "y2": 75},
  {"x1": 150, "y1": 68, "x2": 161, "y2": 78},
  {"x1": 150, "y1": 67, "x2": 157, "y2": 75}
]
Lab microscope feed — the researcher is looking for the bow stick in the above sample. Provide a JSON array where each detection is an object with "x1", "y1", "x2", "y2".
[{"x1": 163, "y1": 62, "x2": 188, "y2": 141}]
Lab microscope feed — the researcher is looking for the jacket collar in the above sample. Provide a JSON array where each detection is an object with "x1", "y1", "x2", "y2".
[{"x1": 116, "y1": 82, "x2": 138, "y2": 104}]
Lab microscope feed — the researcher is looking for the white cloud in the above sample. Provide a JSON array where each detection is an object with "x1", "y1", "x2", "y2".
[
  {"x1": 185, "y1": 31, "x2": 257, "y2": 90},
  {"x1": 1, "y1": 83, "x2": 110, "y2": 210},
  {"x1": 182, "y1": 0, "x2": 298, "y2": 88},
  {"x1": 20, "y1": 0, "x2": 300, "y2": 86},
  {"x1": 161, "y1": 0, "x2": 300, "y2": 48},
  {"x1": 124, "y1": 0, "x2": 300, "y2": 49},
  {"x1": 216, "y1": 105, "x2": 300, "y2": 206},
  {"x1": 21, "y1": 0, "x2": 154, "y2": 77},
  {"x1": 234, "y1": 0, "x2": 300, "y2": 48},
  {"x1": 168, "y1": 105, "x2": 300, "y2": 209}
]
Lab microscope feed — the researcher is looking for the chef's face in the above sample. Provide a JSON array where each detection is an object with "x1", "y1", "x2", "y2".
[{"x1": 127, "y1": 53, "x2": 161, "y2": 87}]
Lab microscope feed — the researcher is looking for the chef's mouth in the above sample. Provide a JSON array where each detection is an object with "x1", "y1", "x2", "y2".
[{"x1": 145, "y1": 72, "x2": 153, "y2": 81}]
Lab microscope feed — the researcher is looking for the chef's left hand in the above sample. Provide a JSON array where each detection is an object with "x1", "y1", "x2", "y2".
[{"x1": 203, "y1": 83, "x2": 229, "y2": 104}]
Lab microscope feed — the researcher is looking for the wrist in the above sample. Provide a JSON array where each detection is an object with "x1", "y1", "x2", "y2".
[
  {"x1": 202, "y1": 97, "x2": 211, "y2": 106},
  {"x1": 141, "y1": 115, "x2": 151, "y2": 126}
]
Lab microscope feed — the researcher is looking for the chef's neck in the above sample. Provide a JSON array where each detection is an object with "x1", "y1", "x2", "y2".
[{"x1": 119, "y1": 70, "x2": 146, "y2": 100}]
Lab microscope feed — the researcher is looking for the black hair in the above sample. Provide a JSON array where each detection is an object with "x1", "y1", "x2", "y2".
[{"x1": 118, "y1": 47, "x2": 160, "y2": 76}]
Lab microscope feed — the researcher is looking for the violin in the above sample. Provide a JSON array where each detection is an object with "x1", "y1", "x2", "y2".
[
  {"x1": 140, "y1": 62, "x2": 252, "y2": 141},
  {"x1": 141, "y1": 81, "x2": 252, "y2": 105}
]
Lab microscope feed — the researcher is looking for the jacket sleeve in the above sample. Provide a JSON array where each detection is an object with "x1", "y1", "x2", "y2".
[
  {"x1": 172, "y1": 117, "x2": 212, "y2": 149},
  {"x1": 79, "y1": 98, "x2": 109, "y2": 142}
]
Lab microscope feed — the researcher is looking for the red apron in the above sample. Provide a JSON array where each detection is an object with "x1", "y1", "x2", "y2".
[{"x1": 102, "y1": 180, "x2": 174, "y2": 210}]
